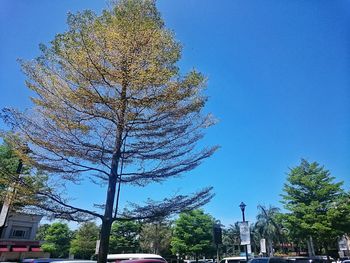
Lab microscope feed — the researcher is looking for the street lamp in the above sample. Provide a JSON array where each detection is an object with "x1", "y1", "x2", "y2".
[
  {"x1": 239, "y1": 202, "x2": 249, "y2": 262},
  {"x1": 239, "y1": 202, "x2": 246, "y2": 222}
]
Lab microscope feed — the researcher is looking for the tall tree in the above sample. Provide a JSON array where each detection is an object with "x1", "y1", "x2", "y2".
[
  {"x1": 41, "y1": 222, "x2": 73, "y2": 258},
  {"x1": 109, "y1": 220, "x2": 141, "y2": 253},
  {"x1": 70, "y1": 222, "x2": 100, "y2": 259},
  {"x1": 281, "y1": 159, "x2": 349, "y2": 256},
  {"x1": 171, "y1": 209, "x2": 216, "y2": 260},
  {"x1": 1, "y1": 0, "x2": 217, "y2": 262}
]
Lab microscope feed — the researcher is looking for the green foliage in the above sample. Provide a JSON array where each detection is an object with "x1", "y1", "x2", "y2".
[
  {"x1": 253, "y1": 205, "x2": 283, "y2": 255},
  {"x1": 281, "y1": 159, "x2": 349, "y2": 250},
  {"x1": 171, "y1": 209, "x2": 216, "y2": 259},
  {"x1": 109, "y1": 220, "x2": 141, "y2": 253},
  {"x1": 41, "y1": 222, "x2": 73, "y2": 258},
  {"x1": 35, "y1": 223, "x2": 51, "y2": 241},
  {"x1": 70, "y1": 222, "x2": 100, "y2": 259},
  {"x1": 0, "y1": 138, "x2": 48, "y2": 210},
  {"x1": 139, "y1": 219, "x2": 172, "y2": 256},
  {"x1": 222, "y1": 222, "x2": 241, "y2": 256}
]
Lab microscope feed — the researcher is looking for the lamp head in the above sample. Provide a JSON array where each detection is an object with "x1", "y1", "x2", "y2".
[{"x1": 239, "y1": 202, "x2": 246, "y2": 212}]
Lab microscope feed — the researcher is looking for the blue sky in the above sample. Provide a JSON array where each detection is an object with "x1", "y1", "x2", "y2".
[{"x1": 0, "y1": 0, "x2": 349, "y2": 227}]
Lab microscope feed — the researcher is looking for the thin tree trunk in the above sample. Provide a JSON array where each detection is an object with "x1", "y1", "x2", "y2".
[
  {"x1": 98, "y1": 75, "x2": 128, "y2": 263},
  {"x1": 98, "y1": 170, "x2": 118, "y2": 263},
  {"x1": 307, "y1": 236, "x2": 315, "y2": 257}
]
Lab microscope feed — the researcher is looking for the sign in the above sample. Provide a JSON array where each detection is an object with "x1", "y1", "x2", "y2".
[
  {"x1": 95, "y1": 240, "x2": 100, "y2": 254},
  {"x1": 260, "y1": 238, "x2": 266, "y2": 253},
  {"x1": 239, "y1": 221, "x2": 250, "y2": 245},
  {"x1": 339, "y1": 236, "x2": 349, "y2": 251},
  {"x1": 247, "y1": 244, "x2": 252, "y2": 254}
]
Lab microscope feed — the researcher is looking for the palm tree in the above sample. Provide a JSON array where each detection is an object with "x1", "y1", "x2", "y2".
[
  {"x1": 222, "y1": 222, "x2": 241, "y2": 256},
  {"x1": 254, "y1": 205, "x2": 283, "y2": 256}
]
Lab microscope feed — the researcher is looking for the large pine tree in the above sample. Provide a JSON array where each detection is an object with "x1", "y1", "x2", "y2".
[
  {"x1": 281, "y1": 159, "x2": 350, "y2": 255},
  {"x1": 1, "y1": 1, "x2": 217, "y2": 262}
]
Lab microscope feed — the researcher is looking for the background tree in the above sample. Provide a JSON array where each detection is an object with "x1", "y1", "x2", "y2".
[
  {"x1": 35, "y1": 223, "x2": 51, "y2": 241},
  {"x1": 41, "y1": 222, "x2": 73, "y2": 258},
  {"x1": 0, "y1": 0, "x2": 217, "y2": 262},
  {"x1": 281, "y1": 159, "x2": 348, "y2": 256},
  {"x1": 171, "y1": 209, "x2": 216, "y2": 260},
  {"x1": 222, "y1": 223, "x2": 241, "y2": 257},
  {"x1": 70, "y1": 222, "x2": 100, "y2": 259},
  {"x1": 139, "y1": 218, "x2": 172, "y2": 256},
  {"x1": 109, "y1": 220, "x2": 141, "y2": 253},
  {"x1": 0, "y1": 138, "x2": 48, "y2": 216},
  {"x1": 254, "y1": 205, "x2": 282, "y2": 256}
]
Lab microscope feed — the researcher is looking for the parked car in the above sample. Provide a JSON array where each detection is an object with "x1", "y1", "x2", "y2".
[
  {"x1": 286, "y1": 257, "x2": 329, "y2": 263},
  {"x1": 54, "y1": 261, "x2": 97, "y2": 263},
  {"x1": 249, "y1": 257, "x2": 288, "y2": 263},
  {"x1": 220, "y1": 257, "x2": 247, "y2": 263},
  {"x1": 107, "y1": 253, "x2": 166, "y2": 263},
  {"x1": 22, "y1": 259, "x2": 69, "y2": 263},
  {"x1": 120, "y1": 259, "x2": 166, "y2": 263}
]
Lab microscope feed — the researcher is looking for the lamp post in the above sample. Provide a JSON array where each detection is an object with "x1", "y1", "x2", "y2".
[{"x1": 239, "y1": 202, "x2": 249, "y2": 262}]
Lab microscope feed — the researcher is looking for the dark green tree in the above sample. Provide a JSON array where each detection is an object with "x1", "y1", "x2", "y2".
[
  {"x1": 171, "y1": 209, "x2": 216, "y2": 260},
  {"x1": 35, "y1": 223, "x2": 51, "y2": 241},
  {"x1": 222, "y1": 223, "x2": 241, "y2": 256},
  {"x1": 109, "y1": 220, "x2": 141, "y2": 253},
  {"x1": 139, "y1": 218, "x2": 172, "y2": 256},
  {"x1": 41, "y1": 222, "x2": 73, "y2": 258},
  {"x1": 70, "y1": 222, "x2": 100, "y2": 259},
  {"x1": 281, "y1": 159, "x2": 349, "y2": 256}
]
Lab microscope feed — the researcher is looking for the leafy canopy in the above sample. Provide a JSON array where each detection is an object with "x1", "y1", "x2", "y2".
[
  {"x1": 1, "y1": 0, "x2": 216, "y2": 222},
  {"x1": 171, "y1": 209, "x2": 215, "y2": 258},
  {"x1": 281, "y1": 159, "x2": 349, "y2": 247},
  {"x1": 41, "y1": 222, "x2": 73, "y2": 258},
  {"x1": 109, "y1": 220, "x2": 141, "y2": 253},
  {"x1": 0, "y1": 138, "x2": 48, "y2": 211},
  {"x1": 70, "y1": 222, "x2": 100, "y2": 259}
]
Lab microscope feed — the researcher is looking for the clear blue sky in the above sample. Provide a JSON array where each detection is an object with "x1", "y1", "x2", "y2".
[{"x1": 1, "y1": 0, "x2": 349, "y2": 227}]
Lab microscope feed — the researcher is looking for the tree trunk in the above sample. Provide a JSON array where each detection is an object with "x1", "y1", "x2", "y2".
[
  {"x1": 307, "y1": 236, "x2": 315, "y2": 257},
  {"x1": 98, "y1": 163, "x2": 119, "y2": 263},
  {"x1": 98, "y1": 78, "x2": 127, "y2": 263},
  {"x1": 268, "y1": 239, "x2": 274, "y2": 257}
]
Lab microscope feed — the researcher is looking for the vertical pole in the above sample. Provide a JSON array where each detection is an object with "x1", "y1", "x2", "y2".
[
  {"x1": 216, "y1": 244, "x2": 220, "y2": 263},
  {"x1": 239, "y1": 202, "x2": 249, "y2": 262}
]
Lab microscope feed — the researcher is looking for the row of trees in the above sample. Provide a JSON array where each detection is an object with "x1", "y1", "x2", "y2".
[
  {"x1": 1, "y1": 136, "x2": 349, "y2": 259},
  {"x1": 35, "y1": 158, "x2": 350, "y2": 260},
  {"x1": 35, "y1": 210, "x2": 215, "y2": 260}
]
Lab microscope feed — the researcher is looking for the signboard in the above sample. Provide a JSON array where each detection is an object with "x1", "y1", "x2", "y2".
[
  {"x1": 339, "y1": 236, "x2": 349, "y2": 251},
  {"x1": 247, "y1": 244, "x2": 252, "y2": 254},
  {"x1": 239, "y1": 221, "x2": 250, "y2": 245},
  {"x1": 95, "y1": 240, "x2": 100, "y2": 255},
  {"x1": 260, "y1": 238, "x2": 266, "y2": 253}
]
